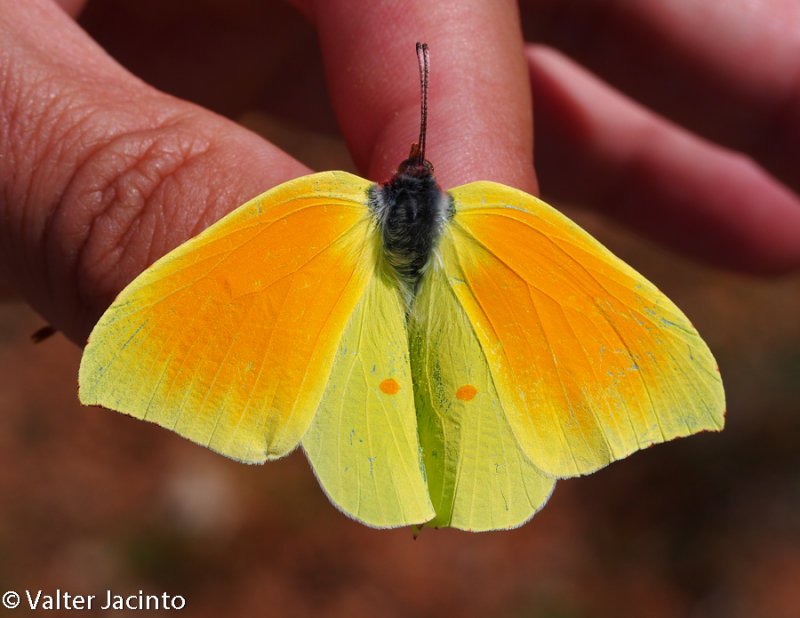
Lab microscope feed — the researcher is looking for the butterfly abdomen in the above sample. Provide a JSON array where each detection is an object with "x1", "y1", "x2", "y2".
[{"x1": 370, "y1": 161, "x2": 453, "y2": 294}]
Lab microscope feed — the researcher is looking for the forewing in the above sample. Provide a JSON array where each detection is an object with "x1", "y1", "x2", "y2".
[
  {"x1": 442, "y1": 181, "x2": 725, "y2": 478},
  {"x1": 79, "y1": 171, "x2": 376, "y2": 463}
]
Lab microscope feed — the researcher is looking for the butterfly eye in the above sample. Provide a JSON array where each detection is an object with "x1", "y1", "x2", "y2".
[
  {"x1": 379, "y1": 378, "x2": 401, "y2": 395},
  {"x1": 455, "y1": 385, "x2": 477, "y2": 402}
]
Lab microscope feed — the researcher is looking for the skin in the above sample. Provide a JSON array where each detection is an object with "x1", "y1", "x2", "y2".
[
  {"x1": 1, "y1": 0, "x2": 798, "y2": 346},
  {"x1": 523, "y1": 0, "x2": 800, "y2": 272}
]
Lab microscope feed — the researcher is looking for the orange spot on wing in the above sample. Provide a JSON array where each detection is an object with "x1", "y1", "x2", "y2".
[
  {"x1": 380, "y1": 378, "x2": 400, "y2": 395},
  {"x1": 456, "y1": 385, "x2": 478, "y2": 401}
]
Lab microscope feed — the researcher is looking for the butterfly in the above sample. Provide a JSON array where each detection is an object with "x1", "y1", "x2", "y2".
[{"x1": 79, "y1": 43, "x2": 725, "y2": 531}]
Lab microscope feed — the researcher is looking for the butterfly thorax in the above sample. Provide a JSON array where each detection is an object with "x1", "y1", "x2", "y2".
[{"x1": 370, "y1": 157, "x2": 453, "y2": 298}]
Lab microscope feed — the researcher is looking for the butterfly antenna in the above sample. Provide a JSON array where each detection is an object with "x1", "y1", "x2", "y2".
[{"x1": 416, "y1": 42, "x2": 429, "y2": 166}]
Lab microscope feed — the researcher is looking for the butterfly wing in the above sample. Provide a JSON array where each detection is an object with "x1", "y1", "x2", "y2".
[
  {"x1": 302, "y1": 272, "x2": 434, "y2": 528},
  {"x1": 440, "y1": 182, "x2": 725, "y2": 478},
  {"x1": 79, "y1": 171, "x2": 377, "y2": 463},
  {"x1": 411, "y1": 266, "x2": 555, "y2": 531}
]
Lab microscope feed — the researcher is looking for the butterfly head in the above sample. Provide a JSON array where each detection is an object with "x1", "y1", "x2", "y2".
[
  {"x1": 367, "y1": 43, "x2": 453, "y2": 305},
  {"x1": 397, "y1": 142, "x2": 434, "y2": 178}
]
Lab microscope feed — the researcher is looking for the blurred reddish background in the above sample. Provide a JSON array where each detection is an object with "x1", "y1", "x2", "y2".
[{"x1": 2, "y1": 2, "x2": 799, "y2": 617}]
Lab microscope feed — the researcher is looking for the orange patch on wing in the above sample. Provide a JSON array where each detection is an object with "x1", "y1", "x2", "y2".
[
  {"x1": 380, "y1": 378, "x2": 400, "y2": 395},
  {"x1": 455, "y1": 385, "x2": 478, "y2": 401}
]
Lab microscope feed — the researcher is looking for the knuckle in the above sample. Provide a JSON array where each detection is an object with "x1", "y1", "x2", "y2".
[{"x1": 55, "y1": 114, "x2": 218, "y2": 316}]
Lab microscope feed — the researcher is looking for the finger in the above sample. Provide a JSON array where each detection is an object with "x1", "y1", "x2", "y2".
[
  {"x1": 307, "y1": 0, "x2": 537, "y2": 193},
  {"x1": 54, "y1": 0, "x2": 87, "y2": 18},
  {"x1": 522, "y1": 0, "x2": 800, "y2": 195},
  {"x1": 0, "y1": 0, "x2": 309, "y2": 342},
  {"x1": 528, "y1": 45, "x2": 800, "y2": 274}
]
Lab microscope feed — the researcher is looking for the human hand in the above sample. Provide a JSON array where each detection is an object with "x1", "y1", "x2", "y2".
[
  {"x1": 3, "y1": 0, "x2": 798, "y2": 348},
  {"x1": 0, "y1": 0, "x2": 532, "y2": 344},
  {"x1": 521, "y1": 0, "x2": 800, "y2": 273}
]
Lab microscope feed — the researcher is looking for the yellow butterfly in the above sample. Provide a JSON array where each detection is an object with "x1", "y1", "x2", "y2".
[{"x1": 79, "y1": 44, "x2": 724, "y2": 531}]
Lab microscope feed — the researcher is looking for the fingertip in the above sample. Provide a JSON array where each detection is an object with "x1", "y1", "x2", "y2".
[
  {"x1": 313, "y1": 1, "x2": 536, "y2": 192},
  {"x1": 54, "y1": 0, "x2": 88, "y2": 18}
]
